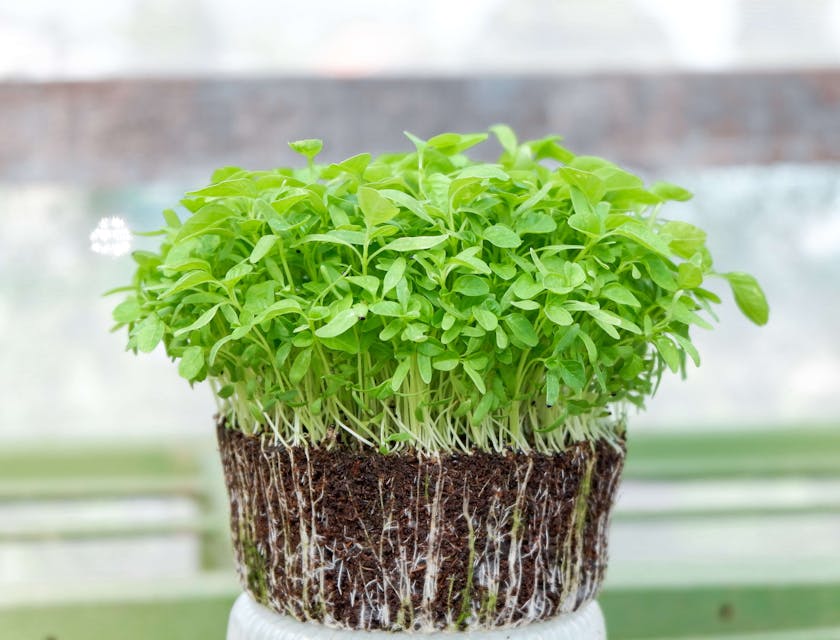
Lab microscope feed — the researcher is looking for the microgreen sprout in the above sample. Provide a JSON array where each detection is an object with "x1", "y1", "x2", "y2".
[{"x1": 111, "y1": 127, "x2": 768, "y2": 453}]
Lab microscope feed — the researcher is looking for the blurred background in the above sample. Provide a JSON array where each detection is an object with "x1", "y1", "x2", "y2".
[{"x1": 1, "y1": 1, "x2": 839, "y2": 638}]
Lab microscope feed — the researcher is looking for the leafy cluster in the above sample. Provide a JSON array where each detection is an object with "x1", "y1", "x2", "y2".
[{"x1": 111, "y1": 127, "x2": 768, "y2": 452}]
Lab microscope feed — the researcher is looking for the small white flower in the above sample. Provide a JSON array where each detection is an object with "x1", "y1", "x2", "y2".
[{"x1": 90, "y1": 216, "x2": 132, "y2": 257}]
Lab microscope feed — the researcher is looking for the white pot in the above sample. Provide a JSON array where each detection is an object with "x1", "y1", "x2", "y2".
[{"x1": 227, "y1": 592, "x2": 607, "y2": 639}]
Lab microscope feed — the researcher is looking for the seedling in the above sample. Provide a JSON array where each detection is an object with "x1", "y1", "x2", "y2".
[{"x1": 112, "y1": 127, "x2": 768, "y2": 453}]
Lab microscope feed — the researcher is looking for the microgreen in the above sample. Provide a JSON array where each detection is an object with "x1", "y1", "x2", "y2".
[{"x1": 111, "y1": 126, "x2": 768, "y2": 453}]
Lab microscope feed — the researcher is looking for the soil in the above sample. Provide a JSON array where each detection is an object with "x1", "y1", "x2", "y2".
[{"x1": 217, "y1": 420, "x2": 625, "y2": 632}]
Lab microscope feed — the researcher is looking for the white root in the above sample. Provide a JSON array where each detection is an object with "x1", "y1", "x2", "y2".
[
  {"x1": 420, "y1": 460, "x2": 444, "y2": 624},
  {"x1": 219, "y1": 427, "x2": 623, "y2": 631}
]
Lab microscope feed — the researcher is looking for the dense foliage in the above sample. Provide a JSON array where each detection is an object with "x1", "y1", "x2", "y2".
[{"x1": 112, "y1": 127, "x2": 768, "y2": 452}]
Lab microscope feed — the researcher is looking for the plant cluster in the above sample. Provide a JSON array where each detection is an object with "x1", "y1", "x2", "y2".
[{"x1": 111, "y1": 127, "x2": 768, "y2": 452}]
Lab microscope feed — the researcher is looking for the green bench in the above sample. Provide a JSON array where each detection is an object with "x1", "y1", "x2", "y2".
[{"x1": 0, "y1": 425, "x2": 838, "y2": 639}]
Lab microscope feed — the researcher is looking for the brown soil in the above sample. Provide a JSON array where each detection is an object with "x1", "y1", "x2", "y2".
[{"x1": 217, "y1": 421, "x2": 625, "y2": 632}]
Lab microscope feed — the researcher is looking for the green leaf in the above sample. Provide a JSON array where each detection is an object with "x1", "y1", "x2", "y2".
[
  {"x1": 382, "y1": 257, "x2": 406, "y2": 296},
  {"x1": 289, "y1": 348, "x2": 312, "y2": 384},
  {"x1": 511, "y1": 300, "x2": 539, "y2": 311},
  {"x1": 671, "y1": 332, "x2": 701, "y2": 367},
  {"x1": 243, "y1": 282, "x2": 276, "y2": 314},
  {"x1": 377, "y1": 190, "x2": 434, "y2": 224},
  {"x1": 590, "y1": 308, "x2": 641, "y2": 335},
  {"x1": 210, "y1": 166, "x2": 244, "y2": 182},
  {"x1": 678, "y1": 262, "x2": 704, "y2": 289},
  {"x1": 174, "y1": 304, "x2": 222, "y2": 337},
  {"x1": 527, "y1": 135, "x2": 575, "y2": 163},
  {"x1": 577, "y1": 330, "x2": 599, "y2": 364},
  {"x1": 724, "y1": 272, "x2": 769, "y2": 326},
  {"x1": 452, "y1": 275, "x2": 490, "y2": 297},
  {"x1": 512, "y1": 274, "x2": 544, "y2": 299},
  {"x1": 403, "y1": 131, "x2": 427, "y2": 151},
  {"x1": 559, "y1": 360, "x2": 586, "y2": 392},
  {"x1": 483, "y1": 224, "x2": 522, "y2": 248},
  {"x1": 401, "y1": 322, "x2": 427, "y2": 342},
  {"x1": 568, "y1": 187, "x2": 601, "y2": 236},
  {"x1": 471, "y1": 391, "x2": 495, "y2": 424},
  {"x1": 346, "y1": 275, "x2": 380, "y2": 296},
  {"x1": 175, "y1": 202, "x2": 236, "y2": 243},
  {"x1": 206, "y1": 333, "x2": 234, "y2": 366},
  {"x1": 516, "y1": 212, "x2": 557, "y2": 235},
  {"x1": 187, "y1": 178, "x2": 255, "y2": 198},
  {"x1": 591, "y1": 315, "x2": 621, "y2": 339},
  {"x1": 224, "y1": 263, "x2": 254, "y2": 283},
  {"x1": 162, "y1": 209, "x2": 181, "y2": 228},
  {"x1": 601, "y1": 284, "x2": 641, "y2": 307},
  {"x1": 560, "y1": 169, "x2": 605, "y2": 203},
  {"x1": 564, "y1": 300, "x2": 599, "y2": 312},
  {"x1": 217, "y1": 384, "x2": 235, "y2": 399},
  {"x1": 379, "y1": 320, "x2": 402, "y2": 340},
  {"x1": 318, "y1": 331, "x2": 361, "y2": 355},
  {"x1": 543, "y1": 262, "x2": 586, "y2": 294},
  {"x1": 462, "y1": 361, "x2": 487, "y2": 394},
  {"x1": 327, "y1": 153, "x2": 370, "y2": 177},
  {"x1": 113, "y1": 298, "x2": 141, "y2": 324},
  {"x1": 161, "y1": 257, "x2": 211, "y2": 276},
  {"x1": 219, "y1": 303, "x2": 238, "y2": 325},
  {"x1": 275, "y1": 342, "x2": 292, "y2": 367},
  {"x1": 315, "y1": 304, "x2": 366, "y2": 338},
  {"x1": 427, "y1": 132, "x2": 488, "y2": 155},
  {"x1": 249, "y1": 235, "x2": 276, "y2": 263},
  {"x1": 545, "y1": 301, "x2": 573, "y2": 326},
  {"x1": 418, "y1": 354, "x2": 433, "y2": 384},
  {"x1": 161, "y1": 270, "x2": 214, "y2": 297},
  {"x1": 503, "y1": 314, "x2": 538, "y2": 348},
  {"x1": 613, "y1": 221, "x2": 671, "y2": 256},
  {"x1": 303, "y1": 230, "x2": 366, "y2": 249},
  {"x1": 288, "y1": 138, "x2": 323, "y2": 160},
  {"x1": 135, "y1": 314, "x2": 165, "y2": 353},
  {"x1": 391, "y1": 359, "x2": 411, "y2": 392},
  {"x1": 431, "y1": 351, "x2": 458, "y2": 371},
  {"x1": 669, "y1": 299, "x2": 713, "y2": 330},
  {"x1": 370, "y1": 301, "x2": 403, "y2": 318},
  {"x1": 451, "y1": 247, "x2": 492, "y2": 275},
  {"x1": 652, "y1": 181, "x2": 693, "y2": 202},
  {"x1": 473, "y1": 308, "x2": 498, "y2": 331},
  {"x1": 358, "y1": 187, "x2": 399, "y2": 227},
  {"x1": 645, "y1": 256, "x2": 678, "y2": 291},
  {"x1": 269, "y1": 191, "x2": 309, "y2": 216},
  {"x1": 381, "y1": 234, "x2": 449, "y2": 253},
  {"x1": 490, "y1": 263, "x2": 517, "y2": 280},
  {"x1": 181, "y1": 292, "x2": 227, "y2": 306},
  {"x1": 254, "y1": 300, "x2": 303, "y2": 323},
  {"x1": 178, "y1": 346, "x2": 204, "y2": 380},
  {"x1": 231, "y1": 324, "x2": 253, "y2": 340},
  {"x1": 656, "y1": 336, "x2": 681, "y2": 372},
  {"x1": 495, "y1": 326, "x2": 509, "y2": 349},
  {"x1": 457, "y1": 165, "x2": 510, "y2": 181},
  {"x1": 490, "y1": 124, "x2": 518, "y2": 155},
  {"x1": 662, "y1": 221, "x2": 707, "y2": 259}
]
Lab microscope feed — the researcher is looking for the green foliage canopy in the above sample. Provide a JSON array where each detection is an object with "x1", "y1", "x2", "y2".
[{"x1": 112, "y1": 127, "x2": 768, "y2": 452}]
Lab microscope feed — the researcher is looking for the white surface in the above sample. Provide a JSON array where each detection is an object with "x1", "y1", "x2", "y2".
[
  {"x1": 0, "y1": 498, "x2": 201, "y2": 584},
  {"x1": 2, "y1": 0, "x2": 840, "y2": 79},
  {"x1": 227, "y1": 593, "x2": 607, "y2": 639},
  {"x1": 607, "y1": 514, "x2": 840, "y2": 587},
  {"x1": 0, "y1": 535, "x2": 198, "y2": 585},
  {"x1": 615, "y1": 479, "x2": 840, "y2": 513}
]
